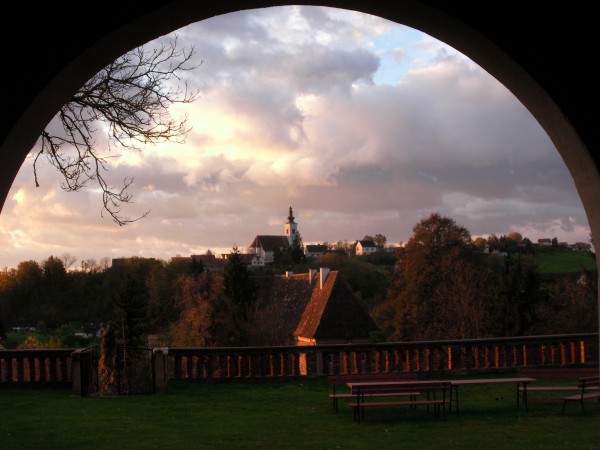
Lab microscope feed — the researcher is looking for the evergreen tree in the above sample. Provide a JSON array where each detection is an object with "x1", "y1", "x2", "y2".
[
  {"x1": 291, "y1": 231, "x2": 305, "y2": 264},
  {"x1": 223, "y1": 246, "x2": 257, "y2": 345}
]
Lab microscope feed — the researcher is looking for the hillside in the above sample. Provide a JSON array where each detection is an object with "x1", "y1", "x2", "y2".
[{"x1": 534, "y1": 247, "x2": 597, "y2": 274}]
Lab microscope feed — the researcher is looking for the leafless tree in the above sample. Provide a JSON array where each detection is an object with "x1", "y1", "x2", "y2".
[
  {"x1": 81, "y1": 258, "x2": 98, "y2": 272},
  {"x1": 99, "y1": 257, "x2": 111, "y2": 271},
  {"x1": 33, "y1": 35, "x2": 200, "y2": 225},
  {"x1": 59, "y1": 252, "x2": 78, "y2": 270}
]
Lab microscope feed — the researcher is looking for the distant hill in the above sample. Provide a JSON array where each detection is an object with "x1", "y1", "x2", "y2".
[{"x1": 534, "y1": 247, "x2": 597, "y2": 274}]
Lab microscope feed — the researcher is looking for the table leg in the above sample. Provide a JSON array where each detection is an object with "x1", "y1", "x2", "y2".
[
  {"x1": 455, "y1": 386, "x2": 460, "y2": 416},
  {"x1": 520, "y1": 383, "x2": 528, "y2": 411}
]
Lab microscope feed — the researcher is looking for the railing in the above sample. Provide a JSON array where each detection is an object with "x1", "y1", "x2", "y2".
[
  {"x1": 1, "y1": 333, "x2": 598, "y2": 389},
  {"x1": 0, "y1": 348, "x2": 74, "y2": 386},
  {"x1": 161, "y1": 333, "x2": 599, "y2": 383}
]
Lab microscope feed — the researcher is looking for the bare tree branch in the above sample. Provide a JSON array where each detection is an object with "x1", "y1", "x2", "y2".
[{"x1": 34, "y1": 35, "x2": 201, "y2": 225}]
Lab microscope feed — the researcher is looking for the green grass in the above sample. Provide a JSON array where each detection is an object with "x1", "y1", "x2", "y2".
[
  {"x1": 534, "y1": 248, "x2": 596, "y2": 274},
  {"x1": 1, "y1": 376, "x2": 600, "y2": 449}
]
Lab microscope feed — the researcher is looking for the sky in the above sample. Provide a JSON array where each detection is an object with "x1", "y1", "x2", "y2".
[{"x1": 0, "y1": 6, "x2": 592, "y2": 269}]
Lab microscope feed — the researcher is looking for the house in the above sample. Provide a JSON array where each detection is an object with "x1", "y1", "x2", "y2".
[
  {"x1": 305, "y1": 244, "x2": 328, "y2": 258},
  {"x1": 247, "y1": 206, "x2": 299, "y2": 263},
  {"x1": 537, "y1": 238, "x2": 552, "y2": 246},
  {"x1": 571, "y1": 242, "x2": 592, "y2": 252},
  {"x1": 265, "y1": 267, "x2": 380, "y2": 347},
  {"x1": 355, "y1": 240, "x2": 377, "y2": 255}
]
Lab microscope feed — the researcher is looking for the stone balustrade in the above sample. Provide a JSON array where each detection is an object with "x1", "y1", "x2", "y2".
[{"x1": 1, "y1": 333, "x2": 598, "y2": 393}]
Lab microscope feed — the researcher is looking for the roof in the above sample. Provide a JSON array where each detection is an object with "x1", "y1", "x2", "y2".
[
  {"x1": 294, "y1": 271, "x2": 380, "y2": 341},
  {"x1": 358, "y1": 240, "x2": 377, "y2": 248},
  {"x1": 263, "y1": 273, "x2": 315, "y2": 340},
  {"x1": 306, "y1": 244, "x2": 328, "y2": 252},
  {"x1": 248, "y1": 235, "x2": 291, "y2": 252}
]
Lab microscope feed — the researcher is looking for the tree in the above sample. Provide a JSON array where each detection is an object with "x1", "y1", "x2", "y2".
[
  {"x1": 373, "y1": 234, "x2": 387, "y2": 248},
  {"x1": 223, "y1": 246, "x2": 258, "y2": 345},
  {"x1": 12, "y1": 261, "x2": 44, "y2": 325},
  {"x1": 373, "y1": 213, "x2": 482, "y2": 340},
  {"x1": 105, "y1": 257, "x2": 165, "y2": 345},
  {"x1": 290, "y1": 231, "x2": 305, "y2": 264},
  {"x1": 59, "y1": 253, "x2": 78, "y2": 270},
  {"x1": 472, "y1": 237, "x2": 487, "y2": 251},
  {"x1": 487, "y1": 234, "x2": 500, "y2": 252},
  {"x1": 507, "y1": 232, "x2": 523, "y2": 243},
  {"x1": 532, "y1": 271, "x2": 598, "y2": 334},
  {"x1": 489, "y1": 253, "x2": 542, "y2": 336},
  {"x1": 168, "y1": 271, "x2": 226, "y2": 347},
  {"x1": 521, "y1": 237, "x2": 534, "y2": 254},
  {"x1": 500, "y1": 235, "x2": 519, "y2": 253},
  {"x1": 33, "y1": 36, "x2": 200, "y2": 225}
]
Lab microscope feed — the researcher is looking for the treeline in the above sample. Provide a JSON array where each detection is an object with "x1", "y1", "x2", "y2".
[
  {"x1": 371, "y1": 213, "x2": 598, "y2": 341},
  {"x1": 0, "y1": 213, "x2": 597, "y2": 348}
]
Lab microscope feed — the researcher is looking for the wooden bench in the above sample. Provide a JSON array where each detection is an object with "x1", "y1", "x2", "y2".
[
  {"x1": 327, "y1": 373, "x2": 418, "y2": 412},
  {"x1": 347, "y1": 380, "x2": 451, "y2": 422},
  {"x1": 516, "y1": 367, "x2": 600, "y2": 410},
  {"x1": 561, "y1": 376, "x2": 600, "y2": 414}
]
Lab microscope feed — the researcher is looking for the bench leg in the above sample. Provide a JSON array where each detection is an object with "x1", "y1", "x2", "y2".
[{"x1": 519, "y1": 384, "x2": 528, "y2": 412}]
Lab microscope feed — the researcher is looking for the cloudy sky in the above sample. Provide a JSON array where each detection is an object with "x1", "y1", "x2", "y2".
[{"x1": 0, "y1": 6, "x2": 591, "y2": 269}]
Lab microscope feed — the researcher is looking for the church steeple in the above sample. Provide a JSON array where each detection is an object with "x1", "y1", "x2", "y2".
[{"x1": 284, "y1": 206, "x2": 298, "y2": 244}]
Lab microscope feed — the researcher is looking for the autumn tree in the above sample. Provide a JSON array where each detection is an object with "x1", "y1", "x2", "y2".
[
  {"x1": 472, "y1": 237, "x2": 487, "y2": 251},
  {"x1": 372, "y1": 213, "x2": 485, "y2": 340},
  {"x1": 33, "y1": 36, "x2": 200, "y2": 225},
  {"x1": 168, "y1": 271, "x2": 227, "y2": 347},
  {"x1": 507, "y1": 232, "x2": 523, "y2": 243}
]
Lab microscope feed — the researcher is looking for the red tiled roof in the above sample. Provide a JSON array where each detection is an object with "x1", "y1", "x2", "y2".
[{"x1": 294, "y1": 271, "x2": 380, "y2": 341}]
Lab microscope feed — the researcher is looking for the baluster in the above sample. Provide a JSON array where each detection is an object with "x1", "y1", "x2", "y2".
[
  {"x1": 49, "y1": 354, "x2": 57, "y2": 382},
  {"x1": 16, "y1": 356, "x2": 25, "y2": 383}
]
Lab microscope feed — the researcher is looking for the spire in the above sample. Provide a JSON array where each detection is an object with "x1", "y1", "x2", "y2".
[{"x1": 285, "y1": 206, "x2": 298, "y2": 244}]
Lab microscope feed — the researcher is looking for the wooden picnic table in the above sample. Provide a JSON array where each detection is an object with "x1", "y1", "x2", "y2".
[
  {"x1": 346, "y1": 380, "x2": 452, "y2": 422},
  {"x1": 448, "y1": 377, "x2": 536, "y2": 415}
]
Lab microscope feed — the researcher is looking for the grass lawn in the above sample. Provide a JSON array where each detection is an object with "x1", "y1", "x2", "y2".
[
  {"x1": 534, "y1": 248, "x2": 596, "y2": 274},
  {"x1": 1, "y1": 376, "x2": 599, "y2": 449}
]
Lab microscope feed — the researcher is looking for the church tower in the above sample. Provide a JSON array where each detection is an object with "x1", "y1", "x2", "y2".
[{"x1": 284, "y1": 206, "x2": 298, "y2": 245}]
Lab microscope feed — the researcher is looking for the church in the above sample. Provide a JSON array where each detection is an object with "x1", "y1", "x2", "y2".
[{"x1": 247, "y1": 206, "x2": 299, "y2": 265}]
